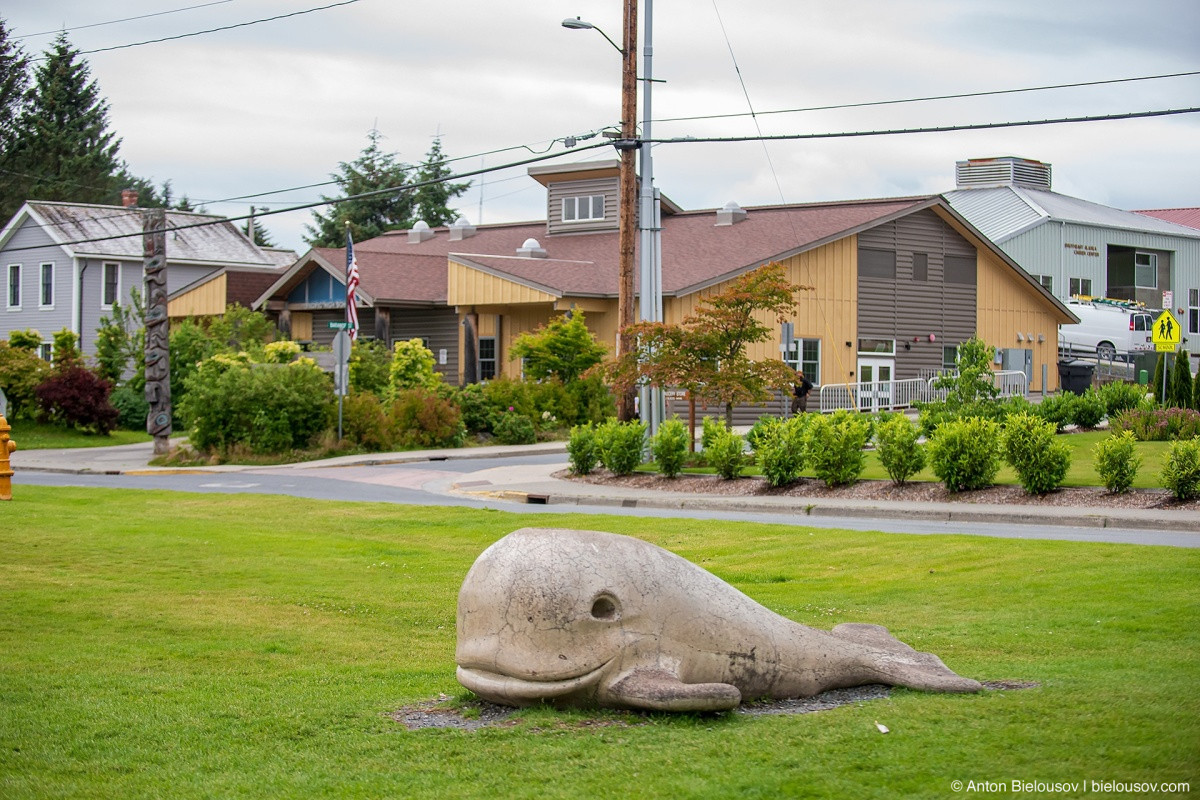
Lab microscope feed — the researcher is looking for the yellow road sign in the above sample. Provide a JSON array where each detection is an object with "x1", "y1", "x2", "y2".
[
  {"x1": 1152, "y1": 310, "x2": 1181, "y2": 346},
  {"x1": 1157, "y1": 342, "x2": 1178, "y2": 352}
]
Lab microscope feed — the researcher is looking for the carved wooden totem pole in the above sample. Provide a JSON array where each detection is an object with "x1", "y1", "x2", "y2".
[{"x1": 143, "y1": 209, "x2": 172, "y2": 456}]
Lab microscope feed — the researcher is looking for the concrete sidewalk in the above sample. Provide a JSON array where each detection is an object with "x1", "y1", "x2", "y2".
[{"x1": 12, "y1": 439, "x2": 1200, "y2": 534}]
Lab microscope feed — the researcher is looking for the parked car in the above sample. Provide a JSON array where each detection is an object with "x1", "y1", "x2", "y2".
[{"x1": 1058, "y1": 298, "x2": 1155, "y2": 360}]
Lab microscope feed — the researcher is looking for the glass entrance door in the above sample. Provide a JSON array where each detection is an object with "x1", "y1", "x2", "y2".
[{"x1": 857, "y1": 358, "x2": 894, "y2": 412}]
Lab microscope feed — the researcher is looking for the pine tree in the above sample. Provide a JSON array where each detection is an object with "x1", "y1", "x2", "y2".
[
  {"x1": 8, "y1": 33, "x2": 121, "y2": 215},
  {"x1": 244, "y1": 215, "x2": 277, "y2": 248},
  {"x1": 304, "y1": 128, "x2": 416, "y2": 247},
  {"x1": 0, "y1": 18, "x2": 30, "y2": 221},
  {"x1": 1152, "y1": 353, "x2": 1166, "y2": 405},
  {"x1": 412, "y1": 137, "x2": 470, "y2": 227},
  {"x1": 1170, "y1": 349, "x2": 1193, "y2": 408}
]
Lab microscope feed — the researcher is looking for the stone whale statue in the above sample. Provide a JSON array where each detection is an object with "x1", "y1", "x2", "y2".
[{"x1": 455, "y1": 528, "x2": 981, "y2": 711}]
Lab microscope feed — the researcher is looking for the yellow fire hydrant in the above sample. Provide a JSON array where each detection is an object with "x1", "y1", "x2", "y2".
[{"x1": 0, "y1": 413, "x2": 15, "y2": 501}]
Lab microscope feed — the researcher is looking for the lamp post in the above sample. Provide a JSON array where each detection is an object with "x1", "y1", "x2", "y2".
[{"x1": 563, "y1": 1, "x2": 662, "y2": 431}]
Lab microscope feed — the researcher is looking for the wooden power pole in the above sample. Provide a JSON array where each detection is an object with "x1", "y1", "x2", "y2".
[{"x1": 616, "y1": 0, "x2": 639, "y2": 422}]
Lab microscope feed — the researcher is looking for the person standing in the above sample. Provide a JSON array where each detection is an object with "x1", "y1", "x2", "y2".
[{"x1": 791, "y1": 371, "x2": 814, "y2": 414}]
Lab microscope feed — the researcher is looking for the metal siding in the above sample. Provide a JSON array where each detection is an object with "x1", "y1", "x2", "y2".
[
  {"x1": 546, "y1": 177, "x2": 621, "y2": 235},
  {"x1": 1, "y1": 220, "x2": 73, "y2": 345}
]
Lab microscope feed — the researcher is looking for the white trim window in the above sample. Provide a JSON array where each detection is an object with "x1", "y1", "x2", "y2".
[
  {"x1": 102, "y1": 262, "x2": 120, "y2": 309},
  {"x1": 478, "y1": 336, "x2": 497, "y2": 380},
  {"x1": 1190, "y1": 289, "x2": 1199, "y2": 336},
  {"x1": 785, "y1": 337, "x2": 821, "y2": 385},
  {"x1": 6, "y1": 263, "x2": 20, "y2": 309},
  {"x1": 40, "y1": 262, "x2": 54, "y2": 308},
  {"x1": 1069, "y1": 277, "x2": 1092, "y2": 297},
  {"x1": 1135, "y1": 252, "x2": 1157, "y2": 289},
  {"x1": 562, "y1": 194, "x2": 604, "y2": 223},
  {"x1": 38, "y1": 342, "x2": 52, "y2": 362},
  {"x1": 1036, "y1": 274, "x2": 1053, "y2": 292}
]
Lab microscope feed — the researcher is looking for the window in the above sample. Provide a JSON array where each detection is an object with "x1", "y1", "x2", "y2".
[
  {"x1": 1069, "y1": 277, "x2": 1092, "y2": 297},
  {"x1": 102, "y1": 262, "x2": 119, "y2": 308},
  {"x1": 1190, "y1": 289, "x2": 1199, "y2": 335},
  {"x1": 40, "y1": 263, "x2": 54, "y2": 307},
  {"x1": 943, "y1": 345, "x2": 959, "y2": 370},
  {"x1": 784, "y1": 337, "x2": 820, "y2": 385},
  {"x1": 857, "y1": 338, "x2": 895, "y2": 355},
  {"x1": 912, "y1": 253, "x2": 928, "y2": 282},
  {"x1": 944, "y1": 255, "x2": 978, "y2": 285},
  {"x1": 38, "y1": 342, "x2": 52, "y2": 362},
  {"x1": 858, "y1": 249, "x2": 896, "y2": 279},
  {"x1": 1135, "y1": 252, "x2": 1157, "y2": 288},
  {"x1": 6, "y1": 264, "x2": 19, "y2": 308},
  {"x1": 562, "y1": 194, "x2": 604, "y2": 223},
  {"x1": 478, "y1": 337, "x2": 497, "y2": 380},
  {"x1": 1031, "y1": 274, "x2": 1052, "y2": 292}
]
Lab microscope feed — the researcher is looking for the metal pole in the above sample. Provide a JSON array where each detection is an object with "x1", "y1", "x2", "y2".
[{"x1": 638, "y1": 0, "x2": 661, "y2": 435}]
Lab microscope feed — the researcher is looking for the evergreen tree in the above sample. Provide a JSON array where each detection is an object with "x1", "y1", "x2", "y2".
[
  {"x1": 8, "y1": 33, "x2": 121, "y2": 216},
  {"x1": 0, "y1": 18, "x2": 30, "y2": 220},
  {"x1": 1152, "y1": 353, "x2": 1166, "y2": 405},
  {"x1": 244, "y1": 217, "x2": 276, "y2": 248},
  {"x1": 1170, "y1": 349, "x2": 1193, "y2": 408},
  {"x1": 413, "y1": 137, "x2": 470, "y2": 227},
  {"x1": 304, "y1": 128, "x2": 416, "y2": 247}
]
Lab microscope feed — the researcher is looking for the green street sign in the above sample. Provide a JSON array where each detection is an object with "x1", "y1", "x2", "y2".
[{"x1": 328, "y1": 321, "x2": 353, "y2": 330}]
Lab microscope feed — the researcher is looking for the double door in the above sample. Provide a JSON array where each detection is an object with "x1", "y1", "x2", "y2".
[{"x1": 856, "y1": 358, "x2": 894, "y2": 412}]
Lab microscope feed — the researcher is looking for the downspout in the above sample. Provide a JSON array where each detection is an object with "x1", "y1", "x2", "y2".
[{"x1": 75, "y1": 259, "x2": 88, "y2": 351}]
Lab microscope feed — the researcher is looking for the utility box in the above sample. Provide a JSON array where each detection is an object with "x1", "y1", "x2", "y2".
[{"x1": 1057, "y1": 360, "x2": 1095, "y2": 396}]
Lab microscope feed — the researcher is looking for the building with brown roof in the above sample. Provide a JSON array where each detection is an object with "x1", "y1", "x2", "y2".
[{"x1": 255, "y1": 161, "x2": 1076, "y2": 395}]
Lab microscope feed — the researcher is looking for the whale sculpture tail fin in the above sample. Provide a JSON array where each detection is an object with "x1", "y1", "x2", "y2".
[{"x1": 832, "y1": 623, "x2": 982, "y2": 694}]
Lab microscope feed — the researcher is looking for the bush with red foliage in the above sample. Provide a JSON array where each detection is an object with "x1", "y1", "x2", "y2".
[{"x1": 35, "y1": 367, "x2": 120, "y2": 434}]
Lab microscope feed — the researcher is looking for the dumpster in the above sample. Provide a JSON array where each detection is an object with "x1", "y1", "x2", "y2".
[{"x1": 1057, "y1": 360, "x2": 1094, "y2": 396}]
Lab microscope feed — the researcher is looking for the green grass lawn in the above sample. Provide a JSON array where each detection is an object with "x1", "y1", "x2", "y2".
[
  {"x1": 5, "y1": 420, "x2": 151, "y2": 450},
  {"x1": 1, "y1": 488, "x2": 1196, "y2": 798}
]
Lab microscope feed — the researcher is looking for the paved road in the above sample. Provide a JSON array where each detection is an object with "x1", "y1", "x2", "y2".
[{"x1": 12, "y1": 441, "x2": 1200, "y2": 547}]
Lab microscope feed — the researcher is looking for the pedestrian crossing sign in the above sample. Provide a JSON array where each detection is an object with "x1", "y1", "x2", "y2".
[{"x1": 1152, "y1": 309, "x2": 1181, "y2": 352}]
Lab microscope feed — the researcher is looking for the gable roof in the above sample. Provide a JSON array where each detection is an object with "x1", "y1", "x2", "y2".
[
  {"x1": 1135, "y1": 208, "x2": 1200, "y2": 230},
  {"x1": 944, "y1": 186, "x2": 1200, "y2": 243},
  {"x1": 1, "y1": 201, "x2": 285, "y2": 268}
]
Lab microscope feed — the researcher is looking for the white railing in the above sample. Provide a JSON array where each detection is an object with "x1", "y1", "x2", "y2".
[{"x1": 818, "y1": 370, "x2": 1028, "y2": 413}]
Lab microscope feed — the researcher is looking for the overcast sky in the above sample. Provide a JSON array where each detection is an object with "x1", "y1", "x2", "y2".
[{"x1": 6, "y1": 0, "x2": 1199, "y2": 253}]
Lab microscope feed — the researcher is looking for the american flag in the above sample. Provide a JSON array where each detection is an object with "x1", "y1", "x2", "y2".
[{"x1": 345, "y1": 227, "x2": 360, "y2": 341}]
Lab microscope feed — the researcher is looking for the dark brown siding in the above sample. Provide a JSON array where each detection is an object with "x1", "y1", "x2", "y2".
[
  {"x1": 857, "y1": 209, "x2": 977, "y2": 379},
  {"x1": 389, "y1": 306, "x2": 460, "y2": 383}
]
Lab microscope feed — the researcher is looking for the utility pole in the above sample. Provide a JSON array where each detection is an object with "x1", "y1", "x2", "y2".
[{"x1": 615, "y1": 0, "x2": 639, "y2": 422}]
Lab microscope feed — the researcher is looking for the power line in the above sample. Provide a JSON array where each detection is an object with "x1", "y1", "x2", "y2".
[
  {"x1": 14, "y1": 1, "x2": 238, "y2": 40},
  {"x1": 655, "y1": 69, "x2": 1200, "y2": 124},
  {"x1": 76, "y1": 0, "x2": 363, "y2": 55},
  {"x1": 647, "y1": 107, "x2": 1200, "y2": 145}
]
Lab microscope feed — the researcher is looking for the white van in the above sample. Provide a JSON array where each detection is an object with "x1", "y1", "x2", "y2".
[{"x1": 1059, "y1": 299, "x2": 1155, "y2": 360}]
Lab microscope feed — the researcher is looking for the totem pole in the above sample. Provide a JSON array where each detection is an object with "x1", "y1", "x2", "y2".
[{"x1": 143, "y1": 209, "x2": 172, "y2": 456}]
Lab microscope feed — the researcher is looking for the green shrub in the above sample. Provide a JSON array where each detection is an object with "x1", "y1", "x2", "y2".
[
  {"x1": 563, "y1": 374, "x2": 615, "y2": 426},
  {"x1": 1169, "y1": 349, "x2": 1193, "y2": 408},
  {"x1": 705, "y1": 424, "x2": 746, "y2": 480},
  {"x1": 567, "y1": 423, "x2": 599, "y2": 475},
  {"x1": 451, "y1": 383, "x2": 497, "y2": 435},
  {"x1": 263, "y1": 340, "x2": 301, "y2": 364},
  {"x1": 1110, "y1": 407, "x2": 1200, "y2": 441},
  {"x1": 0, "y1": 341, "x2": 51, "y2": 420},
  {"x1": 342, "y1": 391, "x2": 391, "y2": 450},
  {"x1": 805, "y1": 410, "x2": 871, "y2": 488},
  {"x1": 1092, "y1": 431, "x2": 1142, "y2": 494},
  {"x1": 1033, "y1": 392, "x2": 1078, "y2": 432},
  {"x1": 927, "y1": 417, "x2": 1001, "y2": 492},
  {"x1": 1070, "y1": 388, "x2": 1106, "y2": 429},
  {"x1": 349, "y1": 339, "x2": 392, "y2": 397},
  {"x1": 482, "y1": 377, "x2": 535, "y2": 421},
  {"x1": 700, "y1": 417, "x2": 724, "y2": 453},
  {"x1": 7, "y1": 329, "x2": 42, "y2": 350},
  {"x1": 388, "y1": 339, "x2": 441, "y2": 394},
  {"x1": 492, "y1": 410, "x2": 536, "y2": 446},
  {"x1": 1161, "y1": 438, "x2": 1200, "y2": 501},
  {"x1": 110, "y1": 383, "x2": 149, "y2": 431},
  {"x1": 51, "y1": 328, "x2": 82, "y2": 369},
  {"x1": 756, "y1": 414, "x2": 808, "y2": 488},
  {"x1": 596, "y1": 419, "x2": 646, "y2": 476},
  {"x1": 1098, "y1": 381, "x2": 1148, "y2": 418},
  {"x1": 179, "y1": 358, "x2": 333, "y2": 453},
  {"x1": 1001, "y1": 412, "x2": 1070, "y2": 495},
  {"x1": 651, "y1": 418, "x2": 690, "y2": 478},
  {"x1": 916, "y1": 395, "x2": 1030, "y2": 438},
  {"x1": 388, "y1": 388, "x2": 464, "y2": 449},
  {"x1": 875, "y1": 413, "x2": 925, "y2": 486},
  {"x1": 745, "y1": 416, "x2": 781, "y2": 456}
]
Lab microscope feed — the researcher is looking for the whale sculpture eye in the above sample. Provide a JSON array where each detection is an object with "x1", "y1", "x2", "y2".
[{"x1": 590, "y1": 594, "x2": 620, "y2": 621}]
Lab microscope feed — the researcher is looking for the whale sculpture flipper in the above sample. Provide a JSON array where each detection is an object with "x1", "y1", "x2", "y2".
[
  {"x1": 456, "y1": 528, "x2": 982, "y2": 710},
  {"x1": 605, "y1": 669, "x2": 742, "y2": 712}
]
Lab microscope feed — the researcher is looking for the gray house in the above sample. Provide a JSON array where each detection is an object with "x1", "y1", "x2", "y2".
[
  {"x1": 0, "y1": 198, "x2": 291, "y2": 359},
  {"x1": 944, "y1": 157, "x2": 1200, "y2": 335}
]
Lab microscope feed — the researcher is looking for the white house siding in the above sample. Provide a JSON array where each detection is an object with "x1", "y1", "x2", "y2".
[{"x1": 1, "y1": 219, "x2": 72, "y2": 351}]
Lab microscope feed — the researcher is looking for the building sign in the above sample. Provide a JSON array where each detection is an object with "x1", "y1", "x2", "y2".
[{"x1": 1064, "y1": 243, "x2": 1100, "y2": 258}]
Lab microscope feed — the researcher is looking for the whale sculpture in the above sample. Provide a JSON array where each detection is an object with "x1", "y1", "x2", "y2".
[{"x1": 456, "y1": 528, "x2": 981, "y2": 711}]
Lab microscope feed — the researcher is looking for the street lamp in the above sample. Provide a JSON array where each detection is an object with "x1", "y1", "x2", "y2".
[{"x1": 563, "y1": 3, "x2": 663, "y2": 432}]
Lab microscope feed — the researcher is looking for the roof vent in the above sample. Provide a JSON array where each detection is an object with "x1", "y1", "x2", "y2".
[
  {"x1": 516, "y1": 237, "x2": 548, "y2": 258},
  {"x1": 408, "y1": 220, "x2": 434, "y2": 243},
  {"x1": 448, "y1": 216, "x2": 477, "y2": 241},
  {"x1": 715, "y1": 201, "x2": 748, "y2": 226},
  {"x1": 955, "y1": 157, "x2": 1052, "y2": 190}
]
